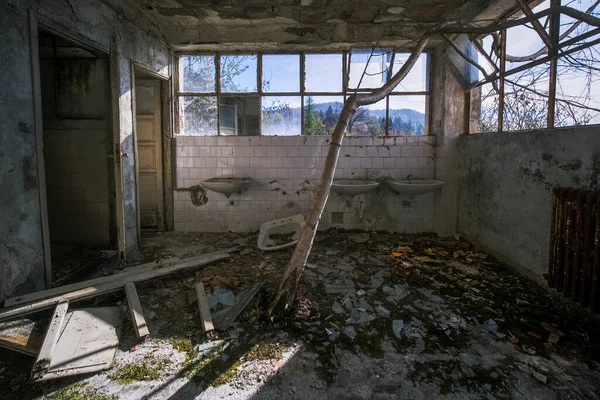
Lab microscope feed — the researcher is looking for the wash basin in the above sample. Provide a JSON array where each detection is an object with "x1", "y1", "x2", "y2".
[
  {"x1": 331, "y1": 180, "x2": 379, "y2": 195},
  {"x1": 387, "y1": 180, "x2": 444, "y2": 195},
  {"x1": 200, "y1": 178, "x2": 253, "y2": 195}
]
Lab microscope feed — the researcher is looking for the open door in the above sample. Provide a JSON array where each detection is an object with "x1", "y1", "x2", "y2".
[{"x1": 135, "y1": 78, "x2": 165, "y2": 231}]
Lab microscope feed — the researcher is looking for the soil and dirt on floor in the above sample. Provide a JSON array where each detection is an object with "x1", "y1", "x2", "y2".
[{"x1": 1, "y1": 230, "x2": 600, "y2": 400}]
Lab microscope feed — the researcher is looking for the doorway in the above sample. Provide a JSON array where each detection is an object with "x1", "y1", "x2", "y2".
[
  {"x1": 133, "y1": 68, "x2": 173, "y2": 233},
  {"x1": 37, "y1": 30, "x2": 118, "y2": 284}
]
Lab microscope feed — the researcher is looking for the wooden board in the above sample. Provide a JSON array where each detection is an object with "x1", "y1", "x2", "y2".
[
  {"x1": 0, "y1": 250, "x2": 233, "y2": 322},
  {"x1": 0, "y1": 318, "x2": 46, "y2": 356},
  {"x1": 125, "y1": 283, "x2": 149, "y2": 339},
  {"x1": 4, "y1": 248, "x2": 238, "y2": 308},
  {"x1": 32, "y1": 299, "x2": 69, "y2": 379},
  {"x1": 195, "y1": 282, "x2": 214, "y2": 333},
  {"x1": 214, "y1": 281, "x2": 263, "y2": 330}
]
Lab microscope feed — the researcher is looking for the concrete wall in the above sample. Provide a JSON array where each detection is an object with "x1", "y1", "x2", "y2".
[
  {"x1": 430, "y1": 47, "x2": 466, "y2": 237},
  {"x1": 457, "y1": 126, "x2": 600, "y2": 277},
  {"x1": 0, "y1": 0, "x2": 170, "y2": 301},
  {"x1": 174, "y1": 135, "x2": 436, "y2": 232}
]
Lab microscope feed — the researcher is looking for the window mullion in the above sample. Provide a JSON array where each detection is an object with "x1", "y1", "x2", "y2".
[
  {"x1": 258, "y1": 52, "x2": 263, "y2": 136},
  {"x1": 215, "y1": 54, "x2": 221, "y2": 136},
  {"x1": 301, "y1": 52, "x2": 305, "y2": 136}
]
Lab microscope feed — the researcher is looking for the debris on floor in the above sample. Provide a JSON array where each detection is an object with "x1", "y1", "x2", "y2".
[{"x1": 1, "y1": 230, "x2": 600, "y2": 400}]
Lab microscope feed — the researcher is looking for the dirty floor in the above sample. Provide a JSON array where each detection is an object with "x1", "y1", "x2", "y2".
[{"x1": 1, "y1": 230, "x2": 600, "y2": 400}]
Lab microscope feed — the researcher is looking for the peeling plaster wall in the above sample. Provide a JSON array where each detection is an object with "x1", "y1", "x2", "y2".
[
  {"x1": 457, "y1": 126, "x2": 600, "y2": 277},
  {"x1": 0, "y1": 0, "x2": 170, "y2": 301},
  {"x1": 430, "y1": 47, "x2": 465, "y2": 237}
]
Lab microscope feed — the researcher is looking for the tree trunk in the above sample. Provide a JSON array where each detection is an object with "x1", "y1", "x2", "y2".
[{"x1": 269, "y1": 38, "x2": 429, "y2": 315}]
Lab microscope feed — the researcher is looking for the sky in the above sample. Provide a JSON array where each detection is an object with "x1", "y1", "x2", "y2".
[
  {"x1": 478, "y1": 0, "x2": 600, "y2": 122},
  {"x1": 215, "y1": 52, "x2": 428, "y2": 114}
]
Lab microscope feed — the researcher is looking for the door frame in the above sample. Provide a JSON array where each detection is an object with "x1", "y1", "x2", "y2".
[
  {"x1": 29, "y1": 11, "x2": 120, "y2": 288},
  {"x1": 131, "y1": 63, "x2": 174, "y2": 241}
]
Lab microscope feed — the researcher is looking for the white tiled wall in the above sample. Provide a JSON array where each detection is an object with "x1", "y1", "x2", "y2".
[{"x1": 174, "y1": 135, "x2": 436, "y2": 232}]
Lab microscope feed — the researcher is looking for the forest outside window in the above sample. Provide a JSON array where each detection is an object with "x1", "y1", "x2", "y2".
[{"x1": 176, "y1": 51, "x2": 429, "y2": 136}]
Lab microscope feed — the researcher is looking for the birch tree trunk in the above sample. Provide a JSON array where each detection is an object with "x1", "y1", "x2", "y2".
[{"x1": 270, "y1": 38, "x2": 429, "y2": 315}]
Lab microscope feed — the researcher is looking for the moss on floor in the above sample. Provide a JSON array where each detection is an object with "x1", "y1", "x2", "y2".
[
  {"x1": 110, "y1": 359, "x2": 169, "y2": 384},
  {"x1": 47, "y1": 382, "x2": 111, "y2": 400}
]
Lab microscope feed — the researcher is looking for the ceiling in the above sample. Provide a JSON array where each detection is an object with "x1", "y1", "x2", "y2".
[{"x1": 128, "y1": 0, "x2": 519, "y2": 49}]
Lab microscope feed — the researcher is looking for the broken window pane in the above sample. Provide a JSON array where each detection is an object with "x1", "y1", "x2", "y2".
[
  {"x1": 555, "y1": 45, "x2": 600, "y2": 126},
  {"x1": 474, "y1": 83, "x2": 500, "y2": 133},
  {"x1": 261, "y1": 96, "x2": 301, "y2": 136},
  {"x1": 220, "y1": 55, "x2": 258, "y2": 93},
  {"x1": 262, "y1": 54, "x2": 300, "y2": 93},
  {"x1": 503, "y1": 62, "x2": 549, "y2": 131},
  {"x1": 388, "y1": 96, "x2": 427, "y2": 136},
  {"x1": 219, "y1": 96, "x2": 260, "y2": 136},
  {"x1": 390, "y1": 53, "x2": 428, "y2": 92},
  {"x1": 305, "y1": 53, "x2": 343, "y2": 92},
  {"x1": 179, "y1": 96, "x2": 217, "y2": 136},
  {"x1": 348, "y1": 97, "x2": 387, "y2": 136},
  {"x1": 180, "y1": 56, "x2": 216, "y2": 93},
  {"x1": 304, "y1": 96, "x2": 343, "y2": 136},
  {"x1": 505, "y1": 5, "x2": 549, "y2": 70},
  {"x1": 348, "y1": 48, "x2": 391, "y2": 90}
]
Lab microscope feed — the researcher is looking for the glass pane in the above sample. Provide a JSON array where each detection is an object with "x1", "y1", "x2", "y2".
[
  {"x1": 219, "y1": 96, "x2": 260, "y2": 136},
  {"x1": 180, "y1": 56, "x2": 215, "y2": 93},
  {"x1": 262, "y1": 54, "x2": 300, "y2": 92},
  {"x1": 503, "y1": 62, "x2": 549, "y2": 131},
  {"x1": 220, "y1": 55, "x2": 258, "y2": 93},
  {"x1": 390, "y1": 53, "x2": 428, "y2": 92},
  {"x1": 348, "y1": 48, "x2": 391, "y2": 90},
  {"x1": 556, "y1": 47, "x2": 600, "y2": 126},
  {"x1": 261, "y1": 96, "x2": 301, "y2": 136},
  {"x1": 304, "y1": 96, "x2": 343, "y2": 136},
  {"x1": 179, "y1": 96, "x2": 217, "y2": 136},
  {"x1": 305, "y1": 54, "x2": 343, "y2": 92},
  {"x1": 348, "y1": 97, "x2": 387, "y2": 136},
  {"x1": 388, "y1": 96, "x2": 427, "y2": 136}
]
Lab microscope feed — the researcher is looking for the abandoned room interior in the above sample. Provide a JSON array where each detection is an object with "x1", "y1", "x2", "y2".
[{"x1": 1, "y1": 0, "x2": 600, "y2": 398}]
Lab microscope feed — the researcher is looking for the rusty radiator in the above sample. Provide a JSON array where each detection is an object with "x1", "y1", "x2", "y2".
[{"x1": 548, "y1": 188, "x2": 600, "y2": 313}]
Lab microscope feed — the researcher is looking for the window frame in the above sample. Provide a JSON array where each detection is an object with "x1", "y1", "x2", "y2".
[{"x1": 175, "y1": 49, "x2": 431, "y2": 137}]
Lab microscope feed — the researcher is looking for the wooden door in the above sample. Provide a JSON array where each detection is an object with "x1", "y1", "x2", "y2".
[{"x1": 135, "y1": 79, "x2": 164, "y2": 230}]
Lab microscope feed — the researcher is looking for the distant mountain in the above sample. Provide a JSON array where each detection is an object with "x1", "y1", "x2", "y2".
[{"x1": 311, "y1": 101, "x2": 425, "y2": 127}]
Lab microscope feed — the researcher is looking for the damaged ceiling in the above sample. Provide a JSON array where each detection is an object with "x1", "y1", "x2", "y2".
[{"x1": 127, "y1": 0, "x2": 520, "y2": 49}]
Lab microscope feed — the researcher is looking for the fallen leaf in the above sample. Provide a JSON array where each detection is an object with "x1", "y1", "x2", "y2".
[
  {"x1": 477, "y1": 253, "x2": 488, "y2": 259},
  {"x1": 396, "y1": 246, "x2": 413, "y2": 253},
  {"x1": 508, "y1": 337, "x2": 519, "y2": 344},
  {"x1": 527, "y1": 331, "x2": 542, "y2": 340},
  {"x1": 436, "y1": 249, "x2": 450, "y2": 256},
  {"x1": 425, "y1": 248, "x2": 435, "y2": 255},
  {"x1": 392, "y1": 251, "x2": 404, "y2": 257},
  {"x1": 457, "y1": 250, "x2": 466, "y2": 256},
  {"x1": 414, "y1": 255, "x2": 435, "y2": 263},
  {"x1": 453, "y1": 251, "x2": 460, "y2": 259}
]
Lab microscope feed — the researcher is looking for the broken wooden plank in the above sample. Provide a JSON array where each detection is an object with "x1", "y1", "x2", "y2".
[
  {"x1": 32, "y1": 299, "x2": 69, "y2": 379},
  {"x1": 4, "y1": 248, "x2": 239, "y2": 308},
  {"x1": 125, "y1": 283, "x2": 149, "y2": 339},
  {"x1": 214, "y1": 281, "x2": 263, "y2": 330},
  {"x1": 0, "y1": 250, "x2": 233, "y2": 322},
  {"x1": 0, "y1": 318, "x2": 46, "y2": 356},
  {"x1": 195, "y1": 282, "x2": 215, "y2": 335}
]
